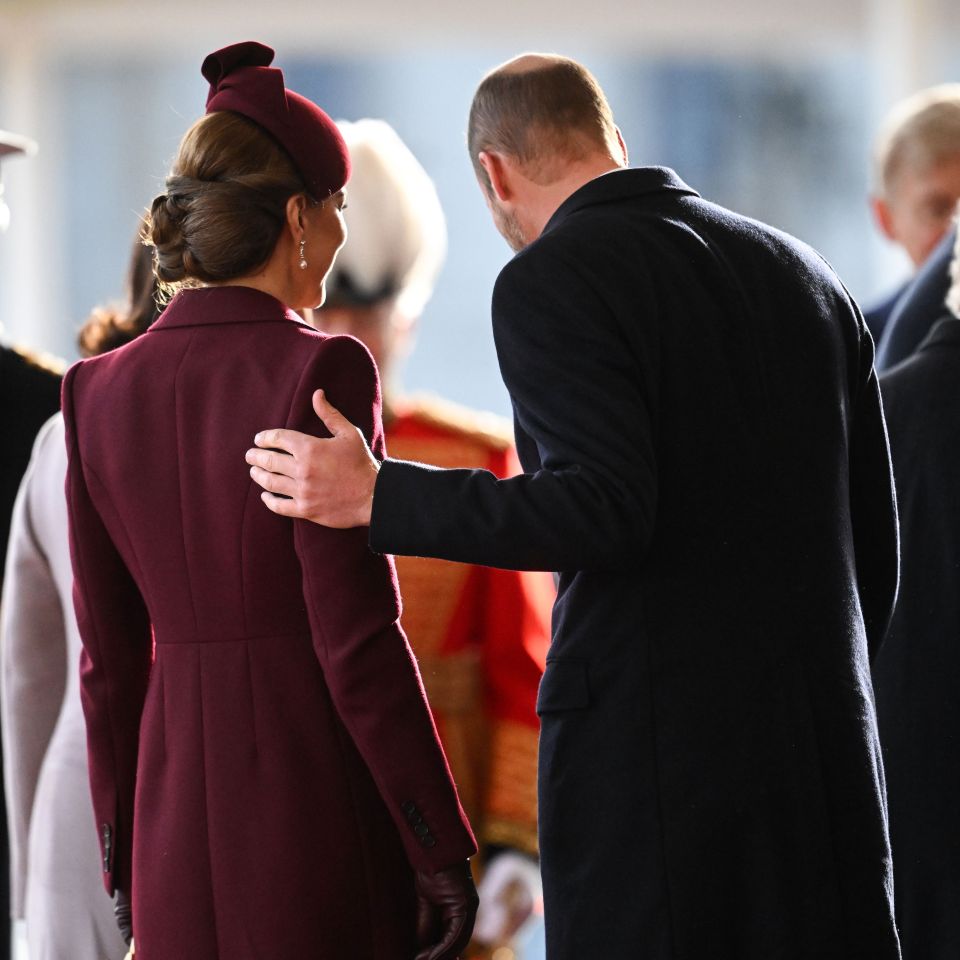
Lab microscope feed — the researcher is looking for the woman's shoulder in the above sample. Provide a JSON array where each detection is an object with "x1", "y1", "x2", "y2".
[{"x1": 295, "y1": 328, "x2": 377, "y2": 377}]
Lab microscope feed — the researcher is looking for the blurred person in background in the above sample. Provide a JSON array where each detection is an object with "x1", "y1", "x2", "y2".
[
  {"x1": 316, "y1": 118, "x2": 551, "y2": 958},
  {"x1": 873, "y1": 224, "x2": 960, "y2": 960},
  {"x1": 1, "y1": 231, "x2": 158, "y2": 960},
  {"x1": 0, "y1": 127, "x2": 62, "y2": 960},
  {"x1": 248, "y1": 53, "x2": 901, "y2": 960},
  {"x1": 864, "y1": 85, "x2": 960, "y2": 342},
  {"x1": 0, "y1": 130, "x2": 62, "y2": 586}
]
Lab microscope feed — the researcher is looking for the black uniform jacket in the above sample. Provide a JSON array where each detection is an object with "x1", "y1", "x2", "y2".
[
  {"x1": 370, "y1": 167, "x2": 901, "y2": 960},
  {"x1": 1, "y1": 345, "x2": 62, "y2": 574},
  {"x1": 877, "y1": 317, "x2": 960, "y2": 960}
]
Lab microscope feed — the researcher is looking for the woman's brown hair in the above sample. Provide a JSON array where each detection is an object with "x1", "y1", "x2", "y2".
[
  {"x1": 78, "y1": 232, "x2": 162, "y2": 357},
  {"x1": 144, "y1": 110, "x2": 307, "y2": 293}
]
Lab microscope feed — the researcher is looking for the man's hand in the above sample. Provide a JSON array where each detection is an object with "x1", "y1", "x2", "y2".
[
  {"x1": 245, "y1": 389, "x2": 379, "y2": 528},
  {"x1": 415, "y1": 861, "x2": 480, "y2": 960}
]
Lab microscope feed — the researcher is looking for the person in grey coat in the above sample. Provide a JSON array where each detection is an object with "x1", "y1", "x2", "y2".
[
  {"x1": 245, "y1": 53, "x2": 901, "y2": 960},
  {"x1": 1, "y1": 237, "x2": 158, "y2": 960},
  {"x1": 874, "y1": 225, "x2": 960, "y2": 960}
]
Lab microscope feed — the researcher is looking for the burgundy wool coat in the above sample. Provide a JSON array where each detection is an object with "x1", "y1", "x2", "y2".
[{"x1": 62, "y1": 285, "x2": 476, "y2": 960}]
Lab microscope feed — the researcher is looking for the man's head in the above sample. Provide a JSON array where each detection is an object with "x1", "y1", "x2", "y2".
[
  {"x1": 0, "y1": 129, "x2": 38, "y2": 233},
  {"x1": 467, "y1": 54, "x2": 627, "y2": 251},
  {"x1": 318, "y1": 119, "x2": 446, "y2": 385},
  {"x1": 871, "y1": 84, "x2": 960, "y2": 269}
]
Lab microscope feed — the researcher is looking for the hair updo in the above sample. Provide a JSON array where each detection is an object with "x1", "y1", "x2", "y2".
[{"x1": 144, "y1": 110, "x2": 307, "y2": 293}]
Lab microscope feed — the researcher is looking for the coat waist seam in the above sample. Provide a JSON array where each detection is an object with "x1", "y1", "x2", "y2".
[{"x1": 153, "y1": 630, "x2": 310, "y2": 645}]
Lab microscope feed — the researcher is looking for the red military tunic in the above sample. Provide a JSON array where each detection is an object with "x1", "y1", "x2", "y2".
[{"x1": 385, "y1": 396, "x2": 552, "y2": 858}]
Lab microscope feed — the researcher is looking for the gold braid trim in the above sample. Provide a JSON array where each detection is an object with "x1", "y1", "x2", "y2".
[
  {"x1": 484, "y1": 817, "x2": 539, "y2": 859},
  {"x1": 482, "y1": 719, "x2": 539, "y2": 857}
]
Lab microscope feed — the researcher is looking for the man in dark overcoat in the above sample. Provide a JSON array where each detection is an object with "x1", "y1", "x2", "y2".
[
  {"x1": 874, "y1": 223, "x2": 960, "y2": 960},
  {"x1": 862, "y1": 85, "x2": 960, "y2": 343},
  {"x1": 246, "y1": 54, "x2": 902, "y2": 959}
]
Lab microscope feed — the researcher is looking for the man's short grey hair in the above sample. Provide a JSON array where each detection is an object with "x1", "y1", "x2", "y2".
[{"x1": 872, "y1": 84, "x2": 960, "y2": 199}]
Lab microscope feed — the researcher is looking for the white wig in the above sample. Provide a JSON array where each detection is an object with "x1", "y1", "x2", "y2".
[{"x1": 325, "y1": 119, "x2": 446, "y2": 319}]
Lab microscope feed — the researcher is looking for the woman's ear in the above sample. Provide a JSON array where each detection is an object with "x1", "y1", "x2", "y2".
[{"x1": 285, "y1": 193, "x2": 309, "y2": 238}]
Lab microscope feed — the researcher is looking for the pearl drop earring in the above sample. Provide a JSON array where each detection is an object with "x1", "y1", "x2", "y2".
[{"x1": 298, "y1": 239, "x2": 307, "y2": 270}]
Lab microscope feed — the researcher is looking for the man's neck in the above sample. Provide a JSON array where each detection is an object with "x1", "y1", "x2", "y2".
[{"x1": 529, "y1": 156, "x2": 624, "y2": 239}]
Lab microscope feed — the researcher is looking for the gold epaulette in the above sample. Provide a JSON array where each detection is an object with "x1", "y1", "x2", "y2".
[
  {"x1": 402, "y1": 392, "x2": 513, "y2": 452},
  {"x1": 12, "y1": 343, "x2": 67, "y2": 377}
]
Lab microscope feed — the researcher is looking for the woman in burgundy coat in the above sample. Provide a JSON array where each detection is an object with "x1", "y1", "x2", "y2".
[{"x1": 63, "y1": 43, "x2": 477, "y2": 960}]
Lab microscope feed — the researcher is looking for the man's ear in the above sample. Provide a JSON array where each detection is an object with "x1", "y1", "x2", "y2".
[
  {"x1": 615, "y1": 126, "x2": 628, "y2": 166},
  {"x1": 871, "y1": 195, "x2": 898, "y2": 242},
  {"x1": 478, "y1": 151, "x2": 513, "y2": 204}
]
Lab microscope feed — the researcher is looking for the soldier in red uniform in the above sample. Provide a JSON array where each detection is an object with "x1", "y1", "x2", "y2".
[{"x1": 317, "y1": 119, "x2": 553, "y2": 957}]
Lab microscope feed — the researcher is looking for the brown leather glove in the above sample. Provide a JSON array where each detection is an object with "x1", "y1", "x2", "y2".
[{"x1": 414, "y1": 861, "x2": 479, "y2": 960}]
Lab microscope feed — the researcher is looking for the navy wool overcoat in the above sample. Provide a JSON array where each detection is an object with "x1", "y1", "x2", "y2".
[{"x1": 370, "y1": 168, "x2": 902, "y2": 960}]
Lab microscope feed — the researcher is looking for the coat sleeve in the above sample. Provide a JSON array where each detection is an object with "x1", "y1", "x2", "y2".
[
  {"x1": 289, "y1": 336, "x2": 477, "y2": 872},
  {"x1": 847, "y1": 302, "x2": 900, "y2": 659},
  {"x1": 370, "y1": 246, "x2": 657, "y2": 572},
  {"x1": 62, "y1": 364, "x2": 153, "y2": 896},
  {"x1": 0, "y1": 417, "x2": 68, "y2": 918}
]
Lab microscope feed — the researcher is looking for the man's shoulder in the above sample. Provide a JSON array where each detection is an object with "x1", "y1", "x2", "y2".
[
  {"x1": 1, "y1": 342, "x2": 65, "y2": 381},
  {"x1": 1, "y1": 344, "x2": 64, "y2": 409},
  {"x1": 882, "y1": 319, "x2": 960, "y2": 397}
]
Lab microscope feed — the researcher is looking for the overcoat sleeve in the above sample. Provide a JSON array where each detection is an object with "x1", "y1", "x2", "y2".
[
  {"x1": 847, "y1": 302, "x2": 899, "y2": 658},
  {"x1": 62, "y1": 364, "x2": 153, "y2": 896},
  {"x1": 289, "y1": 336, "x2": 476, "y2": 872},
  {"x1": 371, "y1": 247, "x2": 656, "y2": 572},
  {"x1": 0, "y1": 417, "x2": 68, "y2": 917}
]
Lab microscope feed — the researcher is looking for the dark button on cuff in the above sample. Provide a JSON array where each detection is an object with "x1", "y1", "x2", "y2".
[
  {"x1": 101, "y1": 823, "x2": 113, "y2": 873},
  {"x1": 401, "y1": 801, "x2": 416, "y2": 815},
  {"x1": 422, "y1": 835, "x2": 437, "y2": 848},
  {"x1": 414, "y1": 823, "x2": 430, "y2": 837}
]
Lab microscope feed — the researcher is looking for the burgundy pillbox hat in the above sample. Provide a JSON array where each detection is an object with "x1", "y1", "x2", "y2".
[{"x1": 202, "y1": 41, "x2": 350, "y2": 198}]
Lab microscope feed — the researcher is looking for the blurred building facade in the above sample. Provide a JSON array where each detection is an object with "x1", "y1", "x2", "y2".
[{"x1": 1, "y1": 0, "x2": 957, "y2": 416}]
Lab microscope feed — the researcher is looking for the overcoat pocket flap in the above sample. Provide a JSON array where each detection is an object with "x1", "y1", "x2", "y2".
[{"x1": 536, "y1": 658, "x2": 590, "y2": 714}]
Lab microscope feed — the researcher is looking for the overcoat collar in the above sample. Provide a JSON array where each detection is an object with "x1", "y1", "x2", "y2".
[
  {"x1": 149, "y1": 285, "x2": 311, "y2": 332},
  {"x1": 915, "y1": 314, "x2": 960, "y2": 354},
  {"x1": 542, "y1": 166, "x2": 699, "y2": 237}
]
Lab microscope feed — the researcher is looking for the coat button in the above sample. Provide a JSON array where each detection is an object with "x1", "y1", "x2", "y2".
[
  {"x1": 401, "y1": 801, "x2": 416, "y2": 815},
  {"x1": 422, "y1": 835, "x2": 437, "y2": 848},
  {"x1": 414, "y1": 823, "x2": 430, "y2": 837}
]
